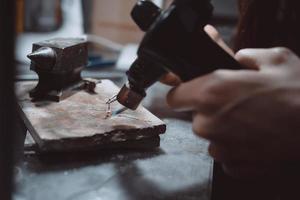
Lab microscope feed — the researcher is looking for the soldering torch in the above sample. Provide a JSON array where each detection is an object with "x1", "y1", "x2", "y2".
[{"x1": 111, "y1": 0, "x2": 243, "y2": 114}]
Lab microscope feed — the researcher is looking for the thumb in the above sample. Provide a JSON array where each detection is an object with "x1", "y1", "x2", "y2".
[{"x1": 204, "y1": 25, "x2": 234, "y2": 56}]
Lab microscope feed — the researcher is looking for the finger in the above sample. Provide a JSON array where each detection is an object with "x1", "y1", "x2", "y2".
[
  {"x1": 166, "y1": 69, "x2": 255, "y2": 112},
  {"x1": 208, "y1": 137, "x2": 271, "y2": 163},
  {"x1": 160, "y1": 72, "x2": 182, "y2": 86},
  {"x1": 192, "y1": 113, "x2": 251, "y2": 144},
  {"x1": 235, "y1": 47, "x2": 295, "y2": 70},
  {"x1": 166, "y1": 74, "x2": 222, "y2": 113},
  {"x1": 222, "y1": 163, "x2": 264, "y2": 179},
  {"x1": 207, "y1": 139, "x2": 255, "y2": 163},
  {"x1": 204, "y1": 24, "x2": 234, "y2": 56},
  {"x1": 208, "y1": 142, "x2": 255, "y2": 163},
  {"x1": 221, "y1": 162, "x2": 275, "y2": 180},
  {"x1": 208, "y1": 142, "x2": 233, "y2": 162},
  {"x1": 192, "y1": 113, "x2": 213, "y2": 139}
]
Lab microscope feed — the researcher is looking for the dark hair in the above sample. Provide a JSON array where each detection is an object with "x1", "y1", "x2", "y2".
[{"x1": 235, "y1": 0, "x2": 300, "y2": 55}]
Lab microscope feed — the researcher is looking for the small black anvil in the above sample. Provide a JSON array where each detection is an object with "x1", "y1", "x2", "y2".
[{"x1": 27, "y1": 38, "x2": 95, "y2": 102}]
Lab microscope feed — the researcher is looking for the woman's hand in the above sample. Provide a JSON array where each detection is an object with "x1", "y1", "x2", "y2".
[{"x1": 167, "y1": 47, "x2": 300, "y2": 178}]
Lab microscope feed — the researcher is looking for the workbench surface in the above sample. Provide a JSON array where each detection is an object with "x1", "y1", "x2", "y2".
[{"x1": 13, "y1": 83, "x2": 213, "y2": 200}]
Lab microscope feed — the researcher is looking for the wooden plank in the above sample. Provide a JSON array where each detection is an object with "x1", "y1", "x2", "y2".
[
  {"x1": 23, "y1": 131, "x2": 161, "y2": 155},
  {"x1": 17, "y1": 80, "x2": 166, "y2": 152}
]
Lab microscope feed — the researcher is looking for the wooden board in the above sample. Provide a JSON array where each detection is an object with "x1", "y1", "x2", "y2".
[
  {"x1": 23, "y1": 131, "x2": 161, "y2": 155},
  {"x1": 17, "y1": 80, "x2": 166, "y2": 152}
]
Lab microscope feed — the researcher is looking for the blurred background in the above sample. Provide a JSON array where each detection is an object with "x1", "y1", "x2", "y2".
[{"x1": 15, "y1": 0, "x2": 238, "y2": 83}]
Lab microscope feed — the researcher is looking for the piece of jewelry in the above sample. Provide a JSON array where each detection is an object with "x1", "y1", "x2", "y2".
[{"x1": 105, "y1": 95, "x2": 117, "y2": 119}]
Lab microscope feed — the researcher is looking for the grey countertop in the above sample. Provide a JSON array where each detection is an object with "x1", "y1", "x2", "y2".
[{"x1": 14, "y1": 119, "x2": 212, "y2": 200}]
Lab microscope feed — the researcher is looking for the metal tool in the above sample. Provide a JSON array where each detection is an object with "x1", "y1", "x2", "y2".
[
  {"x1": 115, "y1": 0, "x2": 244, "y2": 112},
  {"x1": 27, "y1": 38, "x2": 96, "y2": 101},
  {"x1": 105, "y1": 95, "x2": 128, "y2": 118}
]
